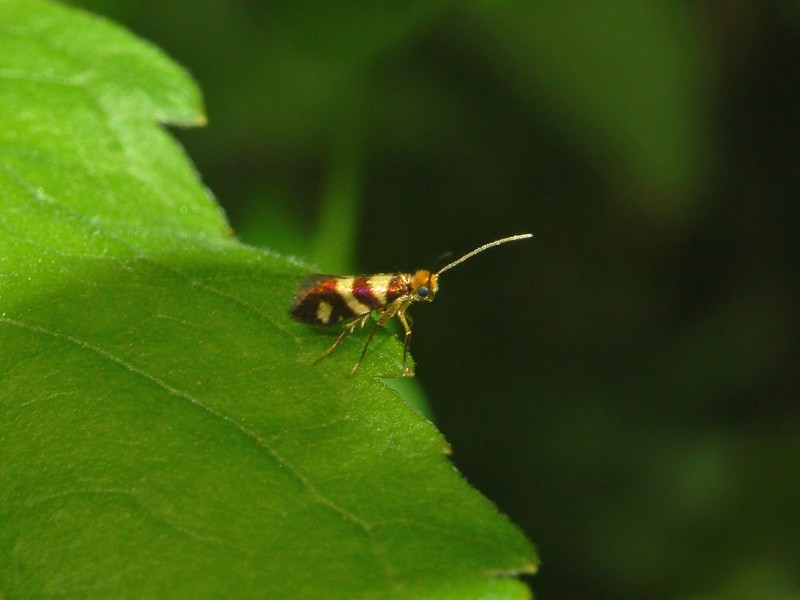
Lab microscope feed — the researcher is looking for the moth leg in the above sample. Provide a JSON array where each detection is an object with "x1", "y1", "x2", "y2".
[
  {"x1": 395, "y1": 305, "x2": 415, "y2": 377},
  {"x1": 345, "y1": 299, "x2": 404, "y2": 376},
  {"x1": 348, "y1": 318, "x2": 383, "y2": 377},
  {"x1": 313, "y1": 313, "x2": 371, "y2": 366}
]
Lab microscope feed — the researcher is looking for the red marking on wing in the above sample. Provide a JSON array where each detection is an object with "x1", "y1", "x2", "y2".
[{"x1": 352, "y1": 276, "x2": 383, "y2": 310}]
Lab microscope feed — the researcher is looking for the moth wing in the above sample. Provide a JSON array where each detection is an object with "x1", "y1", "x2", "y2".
[{"x1": 290, "y1": 274, "x2": 363, "y2": 325}]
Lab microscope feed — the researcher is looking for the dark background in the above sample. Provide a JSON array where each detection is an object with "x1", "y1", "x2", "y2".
[{"x1": 66, "y1": 2, "x2": 800, "y2": 598}]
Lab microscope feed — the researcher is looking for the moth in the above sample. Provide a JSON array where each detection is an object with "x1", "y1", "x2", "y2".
[{"x1": 290, "y1": 233, "x2": 533, "y2": 377}]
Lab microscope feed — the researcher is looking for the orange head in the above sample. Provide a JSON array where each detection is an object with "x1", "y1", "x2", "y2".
[{"x1": 410, "y1": 270, "x2": 439, "y2": 302}]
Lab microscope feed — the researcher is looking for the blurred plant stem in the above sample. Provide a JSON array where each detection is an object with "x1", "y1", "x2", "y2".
[{"x1": 311, "y1": 80, "x2": 365, "y2": 273}]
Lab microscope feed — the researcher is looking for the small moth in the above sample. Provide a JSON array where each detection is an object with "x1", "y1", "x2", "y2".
[{"x1": 290, "y1": 233, "x2": 533, "y2": 377}]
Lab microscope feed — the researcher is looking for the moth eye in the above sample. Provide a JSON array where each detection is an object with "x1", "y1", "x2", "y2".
[{"x1": 417, "y1": 285, "x2": 430, "y2": 298}]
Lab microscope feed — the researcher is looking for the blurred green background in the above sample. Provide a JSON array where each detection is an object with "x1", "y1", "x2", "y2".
[{"x1": 64, "y1": 1, "x2": 800, "y2": 598}]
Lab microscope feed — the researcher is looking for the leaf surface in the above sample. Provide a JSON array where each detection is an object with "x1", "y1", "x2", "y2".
[{"x1": 0, "y1": 1, "x2": 537, "y2": 598}]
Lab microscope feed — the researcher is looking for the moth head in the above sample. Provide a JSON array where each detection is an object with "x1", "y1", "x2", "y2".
[{"x1": 411, "y1": 270, "x2": 438, "y2": 302}]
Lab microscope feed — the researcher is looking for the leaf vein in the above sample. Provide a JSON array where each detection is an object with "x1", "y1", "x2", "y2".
[{"x1": 0, "y1": 315, "x2": 398, "y2": 588}]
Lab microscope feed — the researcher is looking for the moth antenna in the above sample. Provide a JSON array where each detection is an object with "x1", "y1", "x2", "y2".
[{"x1": 435, "y1": 233, "x2": 533, "y2": 276}]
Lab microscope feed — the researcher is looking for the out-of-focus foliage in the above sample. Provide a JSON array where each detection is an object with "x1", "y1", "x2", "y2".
[{"x1": 65, "y1": 1, "x2": 800, "y2": 598}]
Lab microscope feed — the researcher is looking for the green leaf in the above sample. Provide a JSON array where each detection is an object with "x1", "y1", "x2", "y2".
[{"x1": 0, "y1": 1, "x2": 537, "y2": 598}]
